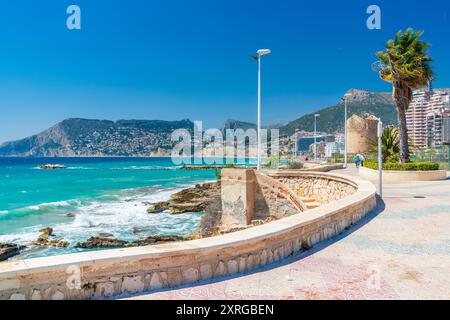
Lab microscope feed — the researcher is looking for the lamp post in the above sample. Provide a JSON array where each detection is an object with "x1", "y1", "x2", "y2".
[
  {"x1": 293, "y1": 129, "x2": 298, "y2": 159},
  {"x1": 342, "y1": 93, "x2": 351, "y2": 168},
  {"x1": 377, "y1": 120, "x2": 383, "y2": 198},
  {"x1": 254, "y1": 49, "x2": 271, "y2": 171},
  {"x1": 314, "y1": 114, "x2": 320, "y2": 161}
]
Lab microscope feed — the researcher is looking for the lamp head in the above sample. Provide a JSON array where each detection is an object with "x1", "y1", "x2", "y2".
[
  {"x1": 342, "y1": 92, "x2": 352, "y2": 102},
  {"x1": 257, "y1": 49, "x2": 271, "y2": 56}
]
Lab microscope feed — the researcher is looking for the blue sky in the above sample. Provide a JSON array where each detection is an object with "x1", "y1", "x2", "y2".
[{"x1": 0, "y1": 0, "x2": 449, "y2": 143}]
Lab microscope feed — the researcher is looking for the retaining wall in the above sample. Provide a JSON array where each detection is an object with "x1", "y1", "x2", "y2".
[{"x1": 0, "y1": 172, "x2": 376, "y2": 300}]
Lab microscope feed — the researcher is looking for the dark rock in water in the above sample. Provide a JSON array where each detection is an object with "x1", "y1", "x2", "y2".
[
  {"x1": 0, "y1": 243, "x2": 26, "y2": 262},
  {"x1": 75, "y1": 237, "x2": 130, "y2": 249},
  {"x1": 39, "y1": 164, "x2": 66, "y2": 169},
  {"x1": 40, "y1": 227, "x2": 54, "y2": 238},
  {"x1": 98, "y1": 233, "x2": 114, "y2": 238},
  {"x1": 132, "y1": 227, "x2": 141, "y2": 235},
  {"x1": 30, "y1": 227, "x2": 69, "y2": 248},
  {"x1": 147, "y1": 182, "x2": 221, "y2": 215},
  {"x1": 131, "y1": 235, "x2": 185, "y2": 246},
  {"x1": 65, "y1": 213, "x2": 76, "y2": 218},
  {"x1": 75, "y1": 234, "x2": 185, "y2": 249},
  {"x1": 146, "y1": 181, "x2": 224, "y2": 238},
  {"x1": 147, "y1": 202, "x2": 170, "y2": 214}
]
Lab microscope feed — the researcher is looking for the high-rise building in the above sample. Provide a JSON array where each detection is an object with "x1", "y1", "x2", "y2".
[
  {"x1": 406, "y1": 88, "x2": 450, "y2": 148},
  {"x1": 406, "y1": 90, "x2": 429, "y2": 147}
]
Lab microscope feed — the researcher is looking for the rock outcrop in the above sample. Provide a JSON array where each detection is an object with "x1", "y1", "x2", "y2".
[
  {"x1": 39, "y1": 164, "x2": 66, "y2": 169},
  {"x1": 75, "y1": 235, "x2": 186, "y2": 249},
  {"x1": 130, "y1": 235, "x2": 186, "y2": 246},
  {"x1": 147, "y1": 182, "x2": 221, "y2": 214},
  {"x1": 0, "y1": 243, "x2": 25, "y2": 261},
  {"x1": 75, "y1": 236, "x2": 129, "y2": 249},
  {"x1": 30, "y1": 227, "x2": 69, "y2": 248}
]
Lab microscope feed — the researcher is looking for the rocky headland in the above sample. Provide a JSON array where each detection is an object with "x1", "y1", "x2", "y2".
[
  {"x1": 147, "y1": 182, "x2": 224, "y2": 237},
  {"x1": 147, "y1": 182, "x2": 221, "y2": 214}
]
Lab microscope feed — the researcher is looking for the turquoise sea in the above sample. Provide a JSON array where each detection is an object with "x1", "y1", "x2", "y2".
[{"x1": 0, "y1": 157, "x2": 233, "y2": 259}]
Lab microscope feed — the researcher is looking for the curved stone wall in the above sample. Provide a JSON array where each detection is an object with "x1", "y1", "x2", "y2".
[
  {"x1": 0, "y1": 172, "x2": 376, "y2": 300},
  {"x1": 269, "y1": 171, "x2": 357, "y2": 204}
]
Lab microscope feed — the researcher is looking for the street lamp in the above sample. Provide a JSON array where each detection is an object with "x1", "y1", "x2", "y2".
[
  {"x1": 314, "y1": 114, "x2": 320, "y2": 161},
  {"x1": 252, "y1": 49, "x2": 271, "y2": 171},
  {"x1": 377, "y1": 120, "x2": 383, "y2": 198},
  {"x1": 342, "y1": 92, "x2": 352, "y2": 168},
  {"x1": 293, "y1": 129, "x2": 299, "y2": 159}
]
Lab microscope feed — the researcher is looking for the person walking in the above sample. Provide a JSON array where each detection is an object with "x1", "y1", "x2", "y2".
[
  {"x1": 354, "y1": 153, "x2": 361, "y2": 168},
  {"x1": 359, "y1": 153, "x2": 365, "y2": 167}
]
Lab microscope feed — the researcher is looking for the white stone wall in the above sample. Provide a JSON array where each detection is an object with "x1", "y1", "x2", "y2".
[{"x1": 272, "y1": 173, "x2": 357, "y2": 204}]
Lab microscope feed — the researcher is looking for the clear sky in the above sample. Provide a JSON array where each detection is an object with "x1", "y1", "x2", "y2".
[{"x1": 0, "y1": 0, "x2": 449, "y2": 143}]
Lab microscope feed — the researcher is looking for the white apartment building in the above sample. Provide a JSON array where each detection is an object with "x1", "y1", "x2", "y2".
[
  {"x1": 324, "y1": 141, "x2": 344, "y2": 158},
  {"x1": 407, "y1": 90, "x2": 429, "y2": 147},
  {"x1": 406, "y1": 88, "x2": 450, "y2": 148},
  {"x1": 426, "y1": 89, "x2": 450, "y2": 147}
]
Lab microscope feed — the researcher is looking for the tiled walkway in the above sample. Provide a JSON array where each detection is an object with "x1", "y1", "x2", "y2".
[{"x1": 125, "y1": 167, "x2": 450, "y2": 300}]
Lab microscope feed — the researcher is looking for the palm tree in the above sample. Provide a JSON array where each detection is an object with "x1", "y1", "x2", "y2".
[
  {"x1": 368, "y1": 127, "x2": 400, "y2": 162},
  {"x1": 375, "y1": 28, "x2": 434, "y2": 163}
]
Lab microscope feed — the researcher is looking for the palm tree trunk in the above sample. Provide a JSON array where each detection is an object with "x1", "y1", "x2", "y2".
[
  {"x1": 393, "y1": 82, "x2": 411, "y2": 163},
  {"x1": 397, "y1": 106, "x2": 410, "y2": 163}
]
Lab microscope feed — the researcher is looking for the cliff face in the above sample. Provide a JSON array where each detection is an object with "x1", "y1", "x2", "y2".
[
  {"x1": 0, "y1": 118, "x2": 194, "y2": 157},
  {"x1": 344, "y1": 89, "x2": 393, "y2": 105}
]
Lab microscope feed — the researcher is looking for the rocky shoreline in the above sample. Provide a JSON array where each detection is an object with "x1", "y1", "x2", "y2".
[{"x1": 0, "y1": 180, "x2": 280, "y2": 262}]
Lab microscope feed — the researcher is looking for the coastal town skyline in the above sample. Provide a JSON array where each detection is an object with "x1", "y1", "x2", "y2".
[{"x1": 1, "y1": 0, "x2": 449, "y2": 143}]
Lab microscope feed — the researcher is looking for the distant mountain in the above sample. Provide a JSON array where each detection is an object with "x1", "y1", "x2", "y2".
[
  {"x1": 280, "y1": 89, "x2": 397, "y2": 136},
  {"x1": 220, "y1": 119, "x2": 256, "y2": 134},
  {"x1": 0, "y1": 89, "x2": 399, "y2": 156},
  {"x1": 0, "y1": 118, "x2": 194, "y2": 157},
  {"x1": 220, "y1": 119, "x2": 285, "y2": 134}
]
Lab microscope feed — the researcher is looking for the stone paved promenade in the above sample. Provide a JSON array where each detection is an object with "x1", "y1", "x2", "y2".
[{"x1": 124, "y1": 166, "x2": 450, "y2": 300}]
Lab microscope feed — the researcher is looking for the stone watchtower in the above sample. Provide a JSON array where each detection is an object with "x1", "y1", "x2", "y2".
[{"x1": 347, "y1": 114, "x2": 379, "y2": 154}]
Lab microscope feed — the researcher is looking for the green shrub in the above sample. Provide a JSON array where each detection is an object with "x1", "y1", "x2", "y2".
[
  {"x1": 364, "y1": 160, "x2": 439, "y2": 171},
  {"x1": 225, "y1": 161, "x2": 235, "y2": 168},
  {"x1": 213, "y1": 167, "x2": 222, "y2": 179}
]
